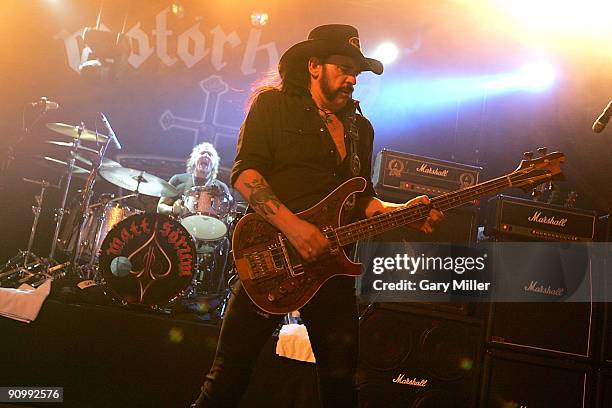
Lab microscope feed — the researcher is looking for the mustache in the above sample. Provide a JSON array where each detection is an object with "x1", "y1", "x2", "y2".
[{"x1": 340, "y1": 85, "x2": 354, "y2": 93}]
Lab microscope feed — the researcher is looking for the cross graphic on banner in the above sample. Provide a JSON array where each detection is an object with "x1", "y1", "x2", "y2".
[{"x1": 159, "y1": 75, "x2": 240, "y2": 165}]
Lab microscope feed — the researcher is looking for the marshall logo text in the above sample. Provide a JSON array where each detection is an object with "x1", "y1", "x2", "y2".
[
  {"x1": 527, "y1": 211, "x2": 568, "y2": 227},
  {"x1": 524, "y1": 280, "x2": 565, "y2": 297},
  {"x1": 392, "y1": 374, "x2": 428, "y2": 387},
  {"x1": 416, "y1": 163, "x2": 449, "y2": 177}
]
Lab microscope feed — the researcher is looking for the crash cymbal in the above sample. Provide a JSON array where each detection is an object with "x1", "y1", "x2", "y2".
[
  {"x1": 45, "y1": 140, "x2": 100, "y2": 155},
  {"x1": 46, "y1": 123, "x2": 108, "y2": 142},
  {"x1": 74, "y1": 153, "x2": 122, "y2": 168},
  {"x1": 99, "y1": 166, "x2": 178, "y2": 197},
  {"x1": 35, "y1": 155, "x2": 90, "y2": 174}
]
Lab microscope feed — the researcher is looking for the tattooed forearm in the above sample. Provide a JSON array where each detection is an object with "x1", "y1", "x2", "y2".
[{"x1": 244, "y1": 177, "x2": 282, "y2": 216}]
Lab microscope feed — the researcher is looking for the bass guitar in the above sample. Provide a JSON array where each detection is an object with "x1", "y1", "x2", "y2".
[{"x1": 232, "y1": 151, "x2": 565, "y2": 314}]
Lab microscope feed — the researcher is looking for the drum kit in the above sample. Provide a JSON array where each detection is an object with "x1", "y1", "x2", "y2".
[{"x1": 0, "y1": 120, "x2": 243, "y2": 318}]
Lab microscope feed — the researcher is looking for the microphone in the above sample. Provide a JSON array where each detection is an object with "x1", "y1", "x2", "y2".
[
  {"x1": 31, "y1": 97, "x2": 60, "y2": 111},
  {"x1": 592, "y1": 101, "x2": 612, "y2": 133},
  {"x1": 99, "y1": 112, "x2": 123, "y2": 150}
]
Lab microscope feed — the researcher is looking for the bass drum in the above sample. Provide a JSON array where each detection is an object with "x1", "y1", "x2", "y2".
[{"x1": 98, "y1": 213, "x2": 196, "y2": 308}]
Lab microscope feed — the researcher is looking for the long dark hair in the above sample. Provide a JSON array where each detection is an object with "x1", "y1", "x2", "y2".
[{"x1": 246, "y1": 58, "x2": 313, "y2": 111}]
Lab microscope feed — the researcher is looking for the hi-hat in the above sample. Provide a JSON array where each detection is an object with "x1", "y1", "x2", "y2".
[
  {"x1": 35, "y1": 155, "x2": 90, "y2": 174},
  {"x1": 45, "y1": 140, "x2": 100, "y2": 154},
  {"x1": 47, "y1": 123, "x2": 108, "y2": 142},
  {"x1": 99, "y1": 166, "x2": 178, "y2": 197}
]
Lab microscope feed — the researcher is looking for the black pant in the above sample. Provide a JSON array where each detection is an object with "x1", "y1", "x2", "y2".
[{"x1": 193, "y1": 275, "x2": 359, "y2": 407}]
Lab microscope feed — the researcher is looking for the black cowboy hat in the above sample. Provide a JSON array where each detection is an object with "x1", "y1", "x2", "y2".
[{"x1": 278, "y1": 24, "x2": 383, "y2": 78}]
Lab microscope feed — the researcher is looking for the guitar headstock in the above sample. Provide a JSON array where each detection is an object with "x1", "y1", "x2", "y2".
[{"x1": 513, "y1": 149, "x2": 566, "y2": 192}]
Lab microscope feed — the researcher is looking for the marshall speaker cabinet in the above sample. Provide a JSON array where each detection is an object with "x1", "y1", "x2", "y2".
[
  {"x1": 480, "y1": 349, "x2": 591, "y2": 408},
  {"x1": 358, "y1": 305, "x2": 483, "y2": 408},
  {"x1": 485, "y1": 195, "x2": 600, "y2": 359}
]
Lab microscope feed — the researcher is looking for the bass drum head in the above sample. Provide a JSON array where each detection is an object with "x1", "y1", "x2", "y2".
[
  {"x1": 181, "y1": 214, "x2": 227, "y2": 241},
  {"x1": 98, "y1": 213, "x2": 196, "y2": 307}
]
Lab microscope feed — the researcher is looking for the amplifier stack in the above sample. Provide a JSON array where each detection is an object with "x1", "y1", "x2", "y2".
[{"x1": 358, "y1": 148, "x2": 610, "y2": 407}]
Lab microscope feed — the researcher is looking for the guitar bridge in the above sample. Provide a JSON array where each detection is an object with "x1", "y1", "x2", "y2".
[{"x1": 278, "y1": 233, "x2": 304, "y2": 277}]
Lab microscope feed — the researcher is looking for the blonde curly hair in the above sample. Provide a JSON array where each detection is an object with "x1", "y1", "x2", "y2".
[{"x1": 186, "y1": 142, "x2": 219, "y2": 180}]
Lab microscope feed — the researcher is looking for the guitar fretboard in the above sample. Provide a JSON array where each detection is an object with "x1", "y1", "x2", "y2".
[{"x1": 334, "y1": 169, "x2": 547, "y2": 246}]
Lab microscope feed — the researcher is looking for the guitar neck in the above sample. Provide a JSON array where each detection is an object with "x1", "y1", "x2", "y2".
[{"x1": 335, "y1": 173, "x2": 516, "y2": 246}]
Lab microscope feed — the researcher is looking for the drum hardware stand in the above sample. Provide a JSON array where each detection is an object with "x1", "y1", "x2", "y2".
[
  {"x1": 23, "y1": 178, "x2": 52, "y2": 267},
  {"x1": 48, "y1": 123, "x2": 87, "y2": 265},
  {"x1": 0, "y1": 178, "x2": 59, "y2": 288}
]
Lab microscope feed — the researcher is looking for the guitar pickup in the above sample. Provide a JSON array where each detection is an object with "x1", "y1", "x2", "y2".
[
  {"x1": 322, "y1": 226, "x2": 340, "y2": 254},
  {"x1": 269, "y1": 244, "x2": 286, "y2": 270}
]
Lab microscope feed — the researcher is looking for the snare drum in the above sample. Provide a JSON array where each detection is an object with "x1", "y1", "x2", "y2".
[
  {"x1": 181, "y1": 185, "x2": 234, "y2": 241},
  {"x1": 98, "y1": 213, "x2": 196, "y2": 308}
]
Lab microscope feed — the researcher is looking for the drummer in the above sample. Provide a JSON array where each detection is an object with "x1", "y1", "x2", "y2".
[{"x1": 157, "y1": 142, "x2": 231, "y2": 216}]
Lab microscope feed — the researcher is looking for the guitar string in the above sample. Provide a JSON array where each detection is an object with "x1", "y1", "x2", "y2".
[
  {"x1": 252, "y1": 168, "x2": 547, "y2": 276},
  {"x1": 336, "y1": 178, "x2": 515, "y2": 243},
  {"x1": 335, "y1": 171, "x2": 537, "y2": 244},
  {"x1": 260, "y1": 176, "x2": 513, "y2": 269}
]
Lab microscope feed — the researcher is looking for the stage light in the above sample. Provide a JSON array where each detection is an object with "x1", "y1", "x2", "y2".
[
  {"x1": 485, "y1": 60, "x2": 556, "y2": 92},
  {"x1": 250, "y1": 11, "x2": 269, "y2": 27},
  {"x1": 171, "y1": 2, "x2": 185, "y2": 18},
  {"x1": 372, "y1": 42, "x2": 399, "y2": 65},
  {"x1": 516, "y1": 60, "x2": 557, "y2": 90},
  {"x1": 356, "y1": 60, "x2": 557, "y2": 131}
]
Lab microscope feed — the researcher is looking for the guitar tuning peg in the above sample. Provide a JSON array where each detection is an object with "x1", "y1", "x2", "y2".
[
  {"x1": 523, "y1": 151, "x2": 534, "y2": 160},
  {"x1": 531, "y1": 189, "x2": 542, "y2": 200},
  {"x1": 547, "y1": 181, "x2": 555, "y2": 191},
  {"x1": 537, "y1": 147, "x2": 548, "y2": 156}
]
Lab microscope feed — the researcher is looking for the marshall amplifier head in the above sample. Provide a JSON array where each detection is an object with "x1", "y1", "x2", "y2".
[
  {"x1": 372, "y1": 149, "x2": 482, "y2": 200},
  {"x1": 485, "y1": 195, "x2": 598, "y2": 242}
]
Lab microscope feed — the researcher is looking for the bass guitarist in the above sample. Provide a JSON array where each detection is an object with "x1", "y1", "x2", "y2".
[{"x1": 192, "y1": 24, "x2": 442, "y2": 408}]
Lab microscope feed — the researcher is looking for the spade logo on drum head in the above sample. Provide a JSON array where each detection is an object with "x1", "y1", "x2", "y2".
[{"x1": 99, "y1": 213, "x2": 196, "y2": 307}]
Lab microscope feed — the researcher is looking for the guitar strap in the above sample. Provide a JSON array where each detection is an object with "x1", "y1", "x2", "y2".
[
  {"x1": 340, "y1": 100, "x2": 363, "y2": 221},
  {"x1": 346, "y1": 99, "x2": 362, "y2": 177}
]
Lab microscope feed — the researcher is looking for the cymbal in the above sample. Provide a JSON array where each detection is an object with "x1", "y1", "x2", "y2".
[
  {"x1": 47, "y1": 123, "x2": 108, "y2": 142},
  {"x1": 45, "y1": 140, "x2": 100, "y2": 155},
  {"x1": 99, "y1": 166, "x2": 178, "y2": 197},
  {"x1": 36, "y1": 155, "x2": 90, "y2": 174},
  {"x1": 74, "y1": 153, "x2": 122, "y2": 168}
]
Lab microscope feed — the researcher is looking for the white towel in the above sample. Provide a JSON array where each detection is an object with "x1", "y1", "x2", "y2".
[
  {"x1": 0, "y1": 279, "x2": 52, "y2": 323},
  {"x1": 276, "y1": 323, "x2": 316, "y2": 363}
]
